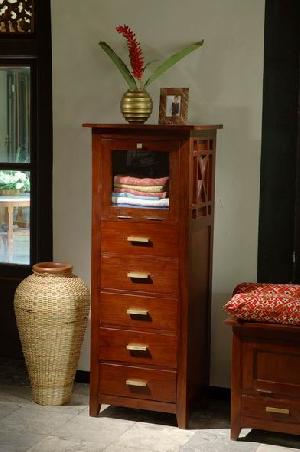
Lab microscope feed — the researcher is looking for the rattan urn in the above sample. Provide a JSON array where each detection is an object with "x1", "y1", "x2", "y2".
[{"x1": 14, "y1": 262, "x2": 90, "y2": 406}]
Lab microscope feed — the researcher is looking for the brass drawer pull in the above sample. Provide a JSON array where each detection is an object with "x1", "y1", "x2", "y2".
[
  {"x1": 136, "y1": 143, "x2": 143, "y2": 149},
  {"x1": 126, "y1": 343, "x2": 148, "y2": 352},
  {"x1": 118, "y1": 215, "x2": 133, "y2": 219},
  {"x1": 257, "y1": 389, "x2": 272, "y2": 394},
  {"x1": 127, "y1": 236, "x2": 150, "y2": 243},
  {"x1": 144, "y1": 216, "x2": 163, "y2": 221},
  {"x1": 127, "y1": 308, "x2": 149, "y2": 316},
  {"x1": 126, "y1": 378, "x2": 147, "y2": 387},
  {"x1": 127, "y1": 271, "x2": 150, "y2": 279},
  {"x1": 266, "y1": 406, "x2": 290, "y2": 415}
]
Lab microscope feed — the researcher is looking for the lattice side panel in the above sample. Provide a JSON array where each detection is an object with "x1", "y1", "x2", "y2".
[
  {"x1": 0, "y1": 0, "x2": 34, "y2": 33},
  {"x1": 192, "y1": 139, "x2": 213, "y2": 219}
]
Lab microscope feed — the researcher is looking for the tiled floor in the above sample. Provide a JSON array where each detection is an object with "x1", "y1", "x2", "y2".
[{"x1": 0, "y1": 358, "x2": 299, "y2": 451}]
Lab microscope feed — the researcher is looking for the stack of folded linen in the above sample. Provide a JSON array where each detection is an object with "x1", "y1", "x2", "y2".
[{"x1": 112, "y1": 175, "x2": 169, "y2": 208}]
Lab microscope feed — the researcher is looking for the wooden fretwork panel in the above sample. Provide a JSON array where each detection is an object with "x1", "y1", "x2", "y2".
[
  {"x1": 0, "y1": 0, "x2": 34, "y2": 33},
  {"x1": 192, "y1": 139, "x2": 213, "y2": 219}
]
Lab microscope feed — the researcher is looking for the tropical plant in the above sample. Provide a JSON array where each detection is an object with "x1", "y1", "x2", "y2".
[
  {"x1": 99, "y1": 25, "x2": 204, "y2": 91},
  {"x1": 0, "y1": 170, "x2": 30, "y2": 192}
]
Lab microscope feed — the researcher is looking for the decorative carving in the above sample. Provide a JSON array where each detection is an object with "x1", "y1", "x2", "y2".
[
  {"x1": 0, "y1": 0, "x2": 33, "y2": 33},
  {"x1": 192, "y1": 139, "x2": 213, "y2": 219}
]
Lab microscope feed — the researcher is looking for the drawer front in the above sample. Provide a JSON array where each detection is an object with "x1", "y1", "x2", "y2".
[
  {"x1": 242, "y1": 395, "x2": 300, "y2": 425},
  {"x1": 98, "y1": 327, "x2": 177, "y2": 368},
  {"x1": 242, "y1": 341, "x2": 300, "y2": 398},
  {"x1": 101, "y1": 221, "x2": 179, "y2": 257},
  {"x1": 100, "y1": 254, "x2": 178, "y2": 296},
  {"x1": 99, "y1": 292, "x2": 177, "y2": 332},
  {"x1": 99, "y1": 362, "x2": 176, "y2": 403}
]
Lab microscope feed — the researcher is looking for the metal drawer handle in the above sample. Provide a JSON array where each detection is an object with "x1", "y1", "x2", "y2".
[
  {"x1": 126, "y1": 343, "x2": 148, "y2": 352},
  {"x1": 126, "y1": 378, "x2": 147, "y2": 387},
  {"x1": 127, "y1": 236, "x2": 150, "y2": 243},
  {"x1": 118, "y1": 215, "x2": 133, "y2": 219},
  {"x1": 265, "y1": 407, "x2": 290, "y2": 415},
  {"x1": 257, "y1": 389, "x2": 272, "y2": 394},
  {"x1": 144, "y1": 216, "x2": 162, "y2": 221},
  {"x1": 136, "y1": 143, "x2": 143, "y2": 149},
  {"x1": 127, "y1": 308, "x2": 149, "y2": 316},
  {"x1": 127, "y1": 271, "x2": 150, "y2": 279}
]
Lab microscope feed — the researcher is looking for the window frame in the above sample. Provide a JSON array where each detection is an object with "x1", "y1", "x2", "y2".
[{"x1": 0, "y1": 1, "x2": 52, "y2": 278}]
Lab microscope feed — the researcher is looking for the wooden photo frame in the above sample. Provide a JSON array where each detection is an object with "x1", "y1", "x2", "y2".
[{"x1": 159, "y1": 88, "x2": 189, "y2": 125}]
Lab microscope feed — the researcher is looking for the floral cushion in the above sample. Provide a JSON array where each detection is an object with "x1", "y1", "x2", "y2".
[{"x1": 224, "y1": 282, "x2": 300, "y2": 325}]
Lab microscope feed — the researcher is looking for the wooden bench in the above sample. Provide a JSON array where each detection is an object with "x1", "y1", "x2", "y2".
[{"x1": 226, "y1": 319, "x2": 300, "y2": 440}]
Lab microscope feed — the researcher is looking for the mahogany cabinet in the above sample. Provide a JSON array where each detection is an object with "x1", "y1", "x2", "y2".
[
  {"x1": 84, "y1": 124, "x2": 222, "y2": 428},
  {"x1": 227, "y1": 320, "x2": 300, "y2": 439}
]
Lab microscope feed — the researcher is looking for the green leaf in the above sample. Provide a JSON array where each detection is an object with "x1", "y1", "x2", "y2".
[
  {"x1": 99, "y1": 41, "x2": 137, "y2": 90},
  {"x1": 144, "y1": 40, "x2": 204, "y2": 87}
]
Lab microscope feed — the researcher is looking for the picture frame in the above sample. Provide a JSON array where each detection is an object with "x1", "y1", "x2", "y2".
[{"x1": 158, "y1": 88, "x2": 189, "y2": 125}]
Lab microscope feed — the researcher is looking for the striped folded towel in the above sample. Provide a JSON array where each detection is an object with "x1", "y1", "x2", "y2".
[
  {"x1": 114, "y1": 188, "x2": 167, "y2": 198},
  {"x1": 114, "y1": 183, "x2": 165, "y2": 193},
  {"x1": 112, "y1": 192, "x2": 161, "y2": 200},
  {"x1": 114, "y1": 175, "x2": 169, "y2": 186},
  {"x1": 112, "y1": 195, "x2": 169, "y2": 208}
]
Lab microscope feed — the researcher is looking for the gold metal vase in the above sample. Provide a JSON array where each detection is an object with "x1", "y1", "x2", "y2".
[{"x1": 120, "y1": 89, "x2": 153, "y2": 124}]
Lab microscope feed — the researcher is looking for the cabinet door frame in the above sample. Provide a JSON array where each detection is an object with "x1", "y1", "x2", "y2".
[{"x1": 97, "y1": 137, "x2": 181, "y2": 223}]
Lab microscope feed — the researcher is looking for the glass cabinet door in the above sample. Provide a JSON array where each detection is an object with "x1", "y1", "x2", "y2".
[{"x1": 99, "y1": 139, "x2": 180, "y2": 221}]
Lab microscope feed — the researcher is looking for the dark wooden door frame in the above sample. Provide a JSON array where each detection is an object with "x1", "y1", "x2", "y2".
[
  {"x1": 0, "y1": 1, "x2": 52, "y2": 356},
  {"x1": 258, "y1": 0, "x2": 300, "y2": 283}
]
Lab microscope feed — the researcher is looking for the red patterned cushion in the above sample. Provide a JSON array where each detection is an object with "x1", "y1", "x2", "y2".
[{"x1": 224, "y1": 282, "x2": 300, "y2": 325}]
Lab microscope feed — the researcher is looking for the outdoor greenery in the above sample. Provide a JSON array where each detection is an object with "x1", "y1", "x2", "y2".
[{"x1": 0, "y1": 170, "x2": 30, "y2": 192}]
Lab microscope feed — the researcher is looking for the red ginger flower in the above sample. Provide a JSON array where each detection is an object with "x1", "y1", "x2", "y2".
[{"x1": 116, "y1": 25, "x2": 144, "y2": 80}]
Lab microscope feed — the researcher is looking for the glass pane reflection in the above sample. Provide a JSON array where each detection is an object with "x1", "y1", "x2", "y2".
[
  {"x1": 0, "y1": 170, "x2": 30, "y2": 264},
  {"x1": 0, "y1": 67, "x2": 30, "y2": 163}
]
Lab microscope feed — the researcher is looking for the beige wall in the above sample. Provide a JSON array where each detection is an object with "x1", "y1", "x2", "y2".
[{"x1": 51, "y1": 0, "x2": 265, "y2": 386}]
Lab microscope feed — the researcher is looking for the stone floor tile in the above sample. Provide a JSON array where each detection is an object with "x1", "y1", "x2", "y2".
[
  {"x1": 0, "y1": 383, "x2": 33, "y2": 406},
  {"x1": 27, "y1": 435, "x2": 105, "y2": 452},
  {"x1": 97, "y1": 405, "x2": 178, "y2": 426},
  {"x1": 105, "y1": 446, "x2": 153, "y2": 452},
  {"x1": 0, "y1": 404, "x2": 78, "y2": 435},
  {"x1": 0, "y1": 402, "x2": 21, "y2": 420},
  {"x1": 180, "y1": 428, "x2": 259, "y2": 452},
  {"x1": 243, "y1": 430, "x2": 300, "y2": 450},
  {"x1": 108, "y1": 422, "x2": 194, "y2": 452},
  {"x1": 52, "y1": 413, "x2": 135, "y2": 449},
  {"x1": 0, "y1": 428, "x2": 45, "y2": 452},
  {"x1": 256, "y1": 445, "x2": 299, "y2": 451}
]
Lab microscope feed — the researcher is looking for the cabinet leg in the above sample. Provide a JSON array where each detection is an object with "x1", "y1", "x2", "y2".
[
  {"x1": 89, "y1": 399, "x2": 101, "y2": 417},
  {"x1": 230, "y1": 424, "x2": 241, "y2": 441},
  {"x1": 176, "y1": 411, "x2": 188, "y2": 429}
]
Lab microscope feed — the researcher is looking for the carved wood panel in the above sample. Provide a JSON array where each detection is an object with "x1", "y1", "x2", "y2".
[{"x1": 0, "y1": 0, "x2": 34, "y2": 33}]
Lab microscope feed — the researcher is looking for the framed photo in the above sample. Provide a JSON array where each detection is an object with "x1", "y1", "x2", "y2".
[{"x1": 159, "y1": 88, "x2": 189, "y2": 125}]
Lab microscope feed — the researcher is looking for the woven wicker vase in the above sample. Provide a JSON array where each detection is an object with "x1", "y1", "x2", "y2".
[{"x1": 14, "y1": 262, "x2": 90, "y2": 406}]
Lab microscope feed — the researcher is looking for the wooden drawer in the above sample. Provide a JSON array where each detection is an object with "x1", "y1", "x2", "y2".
[
  {"x1": 99, "y1": 292, "x2": 177, "y2": 333},
  {"x1": 100, "y1": 254, "x2": 178, "y2": 296},
  {"x1": 99, "y1": 362, "x2": 176, "y2": 403},
  {"x1": 241, "y1": 395, "x2": 300, "y2": 428},
  {"x1": 101, "y1": 221, "x2": 178, "y2": 257},
  {"x1": 98, "y1": 327, "x2": 177, "y2": 368},
  {"x1": 242, "y1": 340, "x2": 300, "y2": 398}
]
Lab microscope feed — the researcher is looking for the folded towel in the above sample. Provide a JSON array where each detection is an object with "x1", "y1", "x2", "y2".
[
  {"x1": 112, "y1": 195, "x2": 169, "y2": 208},
  {"x1": 114, "y1": 183, "x2": 165, "y2": 193},
  {"x1": 114, "y1": 175, "x2": 169, "y2": 186},
  {"x1": 114, "y1": 188, "x2": 167, "y2": 198},
  {"x1": 112, "y1": 192, "x2": 161, "y2": 200}
]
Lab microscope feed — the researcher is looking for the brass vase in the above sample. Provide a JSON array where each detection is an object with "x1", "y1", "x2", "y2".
[{"x1": 120, "y1": 89, "x2": 153, "y2": 124}]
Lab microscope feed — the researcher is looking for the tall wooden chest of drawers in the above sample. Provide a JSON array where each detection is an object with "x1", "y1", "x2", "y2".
[{"x1": 84, "y1": 124, "x2": 222, "y2": 428}]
